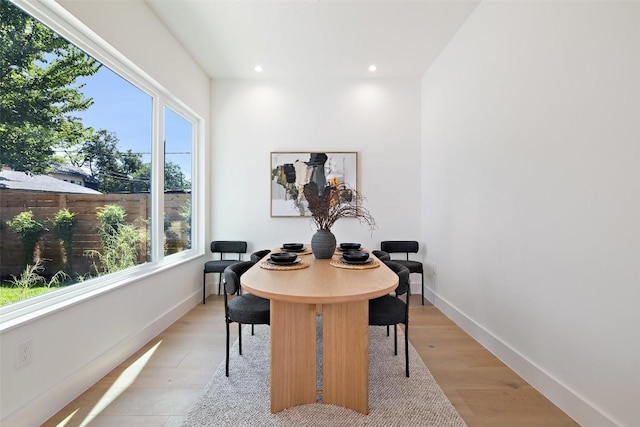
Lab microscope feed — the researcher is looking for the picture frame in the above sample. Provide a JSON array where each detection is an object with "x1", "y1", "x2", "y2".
[{"x1": 270, "y1": 151, "x2": 358, "y2": 217}]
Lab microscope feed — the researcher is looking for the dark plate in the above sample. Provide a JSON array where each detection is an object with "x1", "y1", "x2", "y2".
[
  {"x1": 282, "y1": 243, "x2": 305, "y2": 251},
  {"x1": 280, "y1": 246, "x2": 305, "y2": 253},
  {"x1": 340, "y1": 257, "x2": 373, "y2": 265},
  {"x1": 340, "y1": 242, "x2": 361, "y2": 250},
  {"x1": 270, "y1": 257, "x2": 302, "y2": 265},
  {"x1": 270, "y1": 252, "x2": 298, "y2": 263},
  {"x1": 342, "y1": 250, "x2": 370, "y2": 262}
]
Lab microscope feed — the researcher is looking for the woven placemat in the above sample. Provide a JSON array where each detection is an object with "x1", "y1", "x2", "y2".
[
  {"x1": 260, "y1": 259, "x2": 310, "y2": 270},
  {"x1": 330, "y1": 258, "x2": 380, "y2": 270}
]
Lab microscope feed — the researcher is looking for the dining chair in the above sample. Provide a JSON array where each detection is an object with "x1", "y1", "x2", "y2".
[
  {"x1": 203, "y1": 240, "x2": 247, "y2": 304},
  {"x1": 250, "y1": 249, "x2": 271, "y2": 262},
  {"x1": 223, "y1": 261, "x2": 270, "y2": 377},
  {"x1": 372, "y1": 250, "x2": 390, "y2": 261},
  {"x1": 380, "y1": 240, "x2": 424, "y2": 304},
  {"x1": 369, "y1": 260, "x2": 411, "y2": 377}
]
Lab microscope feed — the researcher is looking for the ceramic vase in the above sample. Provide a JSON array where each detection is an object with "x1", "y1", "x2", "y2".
[{"x1": 311, "y1": 229, "x2": 336, "y2": 259}]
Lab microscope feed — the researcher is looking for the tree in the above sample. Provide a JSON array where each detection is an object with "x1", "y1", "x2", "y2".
[
  {"x1": 0, "y1": 0, "x2": 100, "y2": 173},
  {"x1": 130, "y1": 160, "x2": 190, "y2": 193},
  {"x1": 164, "y1": 161, "x2": 191, "y2": 191},
  {"x1": 58, "y1": 131, "x2": 191, "y2": 193},
  {"x1": 81, "y1": 130, "x2": 138, "y2": 192}
]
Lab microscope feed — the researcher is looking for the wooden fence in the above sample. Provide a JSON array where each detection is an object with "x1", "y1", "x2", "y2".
[{"x1": 0, "y1": 190, "x2": 190, "y2": 278}]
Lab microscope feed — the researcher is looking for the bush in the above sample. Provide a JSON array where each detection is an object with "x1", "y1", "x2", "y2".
[
  {"x1": 96, "y1": 204, "x2": 126, "y2": 237},
  {"x1": 7, "y1": 211, "x2": 47, "y2": 268},
  {"x1": 86, "y1": 204, "x2": 147, "y2": 274},
  {"x1": 51, "y1": 208, "x2": 78, "y2": 273}
]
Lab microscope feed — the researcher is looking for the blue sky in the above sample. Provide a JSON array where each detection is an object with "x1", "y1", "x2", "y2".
[{"x1": 75, "y1": 65, "x2": 192, "y2": 178}]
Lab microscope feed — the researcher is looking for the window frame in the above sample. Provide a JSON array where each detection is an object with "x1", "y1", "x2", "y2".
[{"x1": 0, "y1": 0, "x2": 205, "y2": 330}]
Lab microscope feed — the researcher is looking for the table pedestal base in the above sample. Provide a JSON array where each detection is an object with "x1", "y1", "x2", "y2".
[
  {"x1": 269, "y1": 300, "x2": 369, "y2": 415},
  {"x1": 270, "y1": 300, "x2": 317, "y2": 413},
  {"x1": 323, "y1": 300, "x2": 369, "y2": 414}
]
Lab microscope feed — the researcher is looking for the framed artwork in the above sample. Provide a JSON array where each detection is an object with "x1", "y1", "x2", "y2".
[{"x1": 270, "y1": 152, "x2": 357, "y2": 217}]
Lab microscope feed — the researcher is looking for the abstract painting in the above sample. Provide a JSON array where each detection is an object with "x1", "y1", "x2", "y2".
[{"x1": 270, "y1": 152, "x2": 357, "y2": 217}]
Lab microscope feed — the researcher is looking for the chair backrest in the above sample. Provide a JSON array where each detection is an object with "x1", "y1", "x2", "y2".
[
  {"x1": 210, "y1": 241, "x2": 247, "y2": 259},
  {"x1": 223, "y1": 261, "x2": 255, "y2": 296},
  {"x1": 380, "y1": 241, "x2": 418, "y2": 260},
  {"x1": 250, "y1": 249, "x2": 271, "y2": 262},
  {"x1": 383, "y1": 260, "x2": 411, "y2": 296}
]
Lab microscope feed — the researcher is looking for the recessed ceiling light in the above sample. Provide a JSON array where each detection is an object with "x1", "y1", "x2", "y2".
[
  {"x1": 254, "y1": 65, "x2": 263, "y2": 73},
  {"x1": 368, "y1": 64, "x2": 377, "y2": 72}
]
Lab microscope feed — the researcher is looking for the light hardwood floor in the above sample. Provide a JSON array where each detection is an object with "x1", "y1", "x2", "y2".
[{"x1": 42, "y1": 295, "x2": 580, "y2": 426}]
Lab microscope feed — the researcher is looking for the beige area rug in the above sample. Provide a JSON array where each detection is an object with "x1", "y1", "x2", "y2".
[{"x1": 184, "y1": 323, "x2": 467, "y2": 426}]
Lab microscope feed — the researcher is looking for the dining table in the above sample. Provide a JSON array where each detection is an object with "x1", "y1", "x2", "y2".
[{"x1": 241, "y1": 245, "x2": 398, "y2": 414}]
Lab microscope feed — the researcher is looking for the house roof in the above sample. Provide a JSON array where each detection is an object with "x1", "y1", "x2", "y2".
[
  {"x1": 50, "y1": 163, "x2": 100, "y2": 184},
  {"x1": 0, "y1": 170, "x2": 102, "y2": 194}
]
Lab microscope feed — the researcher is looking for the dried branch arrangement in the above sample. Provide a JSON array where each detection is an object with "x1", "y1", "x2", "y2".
[{"x1": 303, "y1": 181, "x2": 377, "y2": 232}]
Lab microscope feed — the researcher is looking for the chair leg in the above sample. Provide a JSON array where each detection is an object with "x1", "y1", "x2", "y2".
[
  {"x1": 393, "y1": 324, "x2": 398, "y2": 355},
  {"x1": 251, "y1": 324, "x2": 255, "y2": 335},
  {"x1": 405, "y1": 321, "x2": 410, "y2": 377},
  {"x1": 421, "y1": 273, "x2": 425, "y2": 305},
  {"x1": 386, "y1": 325, "x2": 390, "y2": 336},
  {"x1": 225, "y1": 320, "x2": 230, "y2": 377},
  {"x1": 238, "y1": 323, "x2": 242, "y2": 355},
  {"x1": 203, "y1": 271, "x2": 207, "y2": 305},
  {"x1": 217, "y1": 273, "x2": 223, "y2": 295}
]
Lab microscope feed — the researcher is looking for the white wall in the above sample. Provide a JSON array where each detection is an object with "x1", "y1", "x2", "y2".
[
  {"x1": 211, "y1": 79, "x2": 422, "y2": 256},
  {"x1": 421, "y1": 1, "x2": 640, "y2": 426},
  {"x1": 0, "y1": 1, "x2": 210, "y2": 425}
]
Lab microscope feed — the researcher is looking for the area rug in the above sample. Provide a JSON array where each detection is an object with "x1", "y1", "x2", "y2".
[{"x1": 184, "y1": 324, "x2": 467, "y2": 426}]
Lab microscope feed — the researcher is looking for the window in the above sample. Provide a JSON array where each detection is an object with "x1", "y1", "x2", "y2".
[
  {"x1": 164, "y1": 107, "x2": 193, "y2": 256},
  {"x1": 0, "y1": 0, "x2": 201, "y2": 318}
]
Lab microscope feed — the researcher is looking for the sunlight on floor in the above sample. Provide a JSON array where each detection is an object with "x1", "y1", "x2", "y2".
[
  {"x1": 56, "y1": 409, "x2": 79, "y2": 426},
  {"x1": 56, "y1": 341, "x2": 163, "y2": 427}
]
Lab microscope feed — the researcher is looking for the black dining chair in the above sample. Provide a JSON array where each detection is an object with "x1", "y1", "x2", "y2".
[
  {"x1": 203, "y1": 240, "x2": 247, "y2": 304},
  {"x1": 369, "y1": 260, "x2": 411, "y2": 377},
  {"x1": 380, "y1": 240, "x2": 424, "y2": 305},
  {"x1": 372, "y1": 250, "x2": 390, "y2": 261},
  {"x1": 223, "y1": 261, "x2": 270, "y2": 377},
  {"x1": 250, "y1": 249, "x2": 271, "y2": 262}
]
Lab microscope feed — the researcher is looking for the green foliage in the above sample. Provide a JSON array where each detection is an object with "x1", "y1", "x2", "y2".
[
  {"x1": 96, "y1": 204, "x2": 126, "y2": 237},
  {"x1": 0, "y1": 285, "x2": 55, "y2": 306},
  {"x1": 51, "y1": 208, "x2": 77, "y2": 242},
  {"x1": 6, "y1": 260, "x2": 67, "y2": 302},
  {"x1": 164, "y1": 199, "x2": 192, "y2": 254},
  {"x1": 164, "y1": 161, "x2": 191, "y2": 191},
  {"x1": 10, "y1": 263, "x2": 45, "y2": 289},
  {"x1": 7, "y1": 210, "x2": 47, "y2": 267},
  {"x1": 0, "y1": 1, "x2": 190, "y2": 191},
  {"x1": 164, "y1": 226, "x2": 181, "y2": 255},
  {"x1": 0, "y1": 0, "x2": 100, "y2": 172},
  {"x1": 78, "y1": 130, "x2": 148, "y2": 193},
  {"x1": 51, "y1": 208, "x2": 77, "y2": 273},
  {"x1": 87, "y1": 205, "x2": 147, "y2": 274},
  {"x1": 129, "y1": 160, "x2": 190, "y2": 193},
  {"x1": 180, "y1": 199, "x2": 192, "y2": 248},
  {"x1": 85, "y1": 222, "x2": 144, "y2": 274}
]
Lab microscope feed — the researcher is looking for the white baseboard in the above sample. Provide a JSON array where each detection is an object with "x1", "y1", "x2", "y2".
[
  {"x1": 3, "y1": 292, "x2": 200, "y2": 427},
  {"x1": 425, "y1": 286, "x2": 620, "y2": 427}
]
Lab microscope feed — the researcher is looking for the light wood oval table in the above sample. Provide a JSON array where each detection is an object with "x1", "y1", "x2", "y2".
[{"x1": 241, "y1": 248, "x2": 398, "y2": 415}]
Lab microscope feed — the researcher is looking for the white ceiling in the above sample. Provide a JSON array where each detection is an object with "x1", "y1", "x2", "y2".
[{"x1": 145, "y1": 0, "x2": 480, "y2": 79}]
